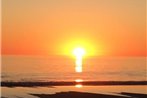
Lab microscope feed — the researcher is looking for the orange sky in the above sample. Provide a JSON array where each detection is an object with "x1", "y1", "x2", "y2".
[{"x1": 2, "y1": 0, "x2": 146, "y2": 56}]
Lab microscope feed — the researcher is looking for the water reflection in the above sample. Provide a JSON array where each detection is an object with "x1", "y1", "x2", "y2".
[
  {"x1": 75, "y1": 79, "x2": 83, "y2": 82},
  {"x1": 73, "y1": 48, "x2": 85, "y2": 73},
  {"x1": 75, "y1": 79, "x2": 83, "y2": 88},
  {"x1": 75, "y1": 66, "x2": 82, "y2": 73},
  {"x1": 75, "y1": 84, "x2": 83, "y2": 88}
]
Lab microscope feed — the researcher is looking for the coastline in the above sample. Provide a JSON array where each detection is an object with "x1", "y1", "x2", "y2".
[{"x1": 1, "y1": 81, "x2": 147, "y2": 87}]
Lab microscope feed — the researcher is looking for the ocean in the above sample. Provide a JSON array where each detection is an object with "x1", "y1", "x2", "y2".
[{"x1": 2, "y1": 55, "x2": 146, "y2": 82}]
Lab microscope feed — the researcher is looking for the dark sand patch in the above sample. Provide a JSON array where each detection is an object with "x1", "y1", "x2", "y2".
[{"x1": 30, "y1": 91, "x2": 129, "y2": 98}]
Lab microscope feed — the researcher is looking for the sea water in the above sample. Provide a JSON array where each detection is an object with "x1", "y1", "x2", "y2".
[{"x1": 2, "y1": 55, "x2": 146, "y2": 82}]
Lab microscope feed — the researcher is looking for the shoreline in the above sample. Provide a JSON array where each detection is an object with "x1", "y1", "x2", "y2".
[{"x1": 1, "y1": 81, "x2": 147, "y2": 87}]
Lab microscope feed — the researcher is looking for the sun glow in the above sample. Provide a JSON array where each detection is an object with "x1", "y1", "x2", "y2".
[
  {"x1": 73, "y1": 48, "x2": 85, "y2": 73},
  {"x1": 62, "y1": 38, "x2": 99, "y2": 57}
]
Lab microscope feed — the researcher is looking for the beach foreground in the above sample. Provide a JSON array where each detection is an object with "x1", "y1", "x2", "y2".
[
  {"x1": 31, "y1": 91, "x2": 147, "y2": 98},
  {"x1": 2, "y1": 85, "x2": 147, "y2": 98}
]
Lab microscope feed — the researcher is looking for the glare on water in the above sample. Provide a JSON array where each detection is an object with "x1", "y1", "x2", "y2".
[
  {"x1": 75, "y1": 84, "x2": 83, "y2": 88},
  {"x1": 73, "y1": 48, "x2": 85, "y2": 73}
]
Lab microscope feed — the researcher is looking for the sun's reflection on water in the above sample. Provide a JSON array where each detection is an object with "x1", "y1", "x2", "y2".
[
  {"x1": 73, "y1": 48, "x2": 85, "y2": 88},
  {"x1": 75, "y1": 79, "x2": 83, "y2": 82},
  {"x1": 75, "y1": 79, "x2": 83, "y2": 88},
  {"x1": 73, "y1": 48, "x2": 85, "y2": 73},
  {"x1": 75, "y1": 84, "x2": 83, "y2": 88}
]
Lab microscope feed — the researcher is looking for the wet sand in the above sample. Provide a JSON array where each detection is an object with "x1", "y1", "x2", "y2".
[
  {"x1": 30, "y1": 91, "x2": 147, "y2": 98},
  {"x1": 2, "y1": 81, "x2": 147, "y2": 98},
  {"x1": 120, "y1": 92, "x2": 147, "y2": 98}
]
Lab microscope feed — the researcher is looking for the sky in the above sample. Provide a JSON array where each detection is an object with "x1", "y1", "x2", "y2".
[{"x1": 2, "y1": 0, "x2": 146, "y2": 57}]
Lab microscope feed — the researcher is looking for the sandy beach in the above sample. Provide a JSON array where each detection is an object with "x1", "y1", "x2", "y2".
[
  {"x1": 2, "y1": 82, "x2": 147, "y2": 98},
  {"x1": 31, "y1": 91, "x2": 147, "y2": 98}
]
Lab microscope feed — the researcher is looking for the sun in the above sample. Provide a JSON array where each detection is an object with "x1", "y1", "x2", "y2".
[{"x1": 73, "y1": 47, "x2": 85, "y2": 56}]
